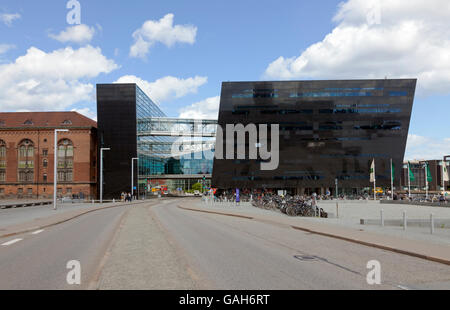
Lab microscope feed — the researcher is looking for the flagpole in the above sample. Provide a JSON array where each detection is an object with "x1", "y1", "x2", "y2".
[
  {"x1": 373, "y1": 159, "x2": 376, "y2": 201},
  {"x1": 442, "y1": 160, "x2": 446, "y2": 195},
  {"x1": 391, "y1": 158, "x2": 394, "y2": 200},
  {"x1": 408, "y1": 162, "x2": 411, "y2": 199},
  {"x1": 425, "y1": 162, "x2": 428, "y2": 200}
]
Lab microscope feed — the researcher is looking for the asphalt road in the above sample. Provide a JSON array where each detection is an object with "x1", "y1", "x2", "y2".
[
  {"x1": 151, "y1": 201, "x2": 450, "y2": 290},
  {"x1": 0, "y1": 205, "x2": 128, "y2": 290},
  {"x1": 1, "y1": 199, "x2": 449, "y2": 290}
]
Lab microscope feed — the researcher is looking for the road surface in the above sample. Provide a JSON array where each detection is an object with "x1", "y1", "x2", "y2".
[
  {"x1": 150, "y1": 200, "x2": 450, "y2": 290},
  {"x1": 0, "y1": 205, "x2": 128, "y2": 289},
  {"x1": 1, "y1": 199, "x2": 449, "y2": 290}
]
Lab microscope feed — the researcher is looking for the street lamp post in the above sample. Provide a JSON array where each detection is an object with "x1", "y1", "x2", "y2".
[
  {"x1": 100, "y1": 148, "x2": 111, "y2": 204},
  {"x1": 53, "y1": 129, "x2": 69, "y2": 210},
  {"x1": 131, "y1": 157, "x2": 138, "y2": 201}
]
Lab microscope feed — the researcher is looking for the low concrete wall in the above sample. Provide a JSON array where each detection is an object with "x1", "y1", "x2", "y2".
[{"x1": 0, "y1": 201, "x2": 52, "y2": 209}]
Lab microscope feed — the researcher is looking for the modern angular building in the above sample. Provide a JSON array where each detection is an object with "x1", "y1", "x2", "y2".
[
  {"x1": 97, "y1": 84, "x2": 165, "y2": 199},
  {"x1": 97, "y1": 84, "x2": 217, "y2": 199},
  {"x1": 212, "y1": 79, "x2": 417, "y2": 195}
]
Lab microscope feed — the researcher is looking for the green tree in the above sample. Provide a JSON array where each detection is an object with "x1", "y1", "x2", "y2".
[{"x1": 192, "y1": 182, "x2": 203, "y2": 192}]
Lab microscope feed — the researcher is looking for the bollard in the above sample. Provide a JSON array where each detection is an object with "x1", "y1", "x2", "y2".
[
  {"x1": 403, "y1": 211, "x2": 407, "y2": 230},
  {"x1": 92, "y1": 199, "x2": 94, "y2": 205},
  {"x1": 430, "y1": 213, "x2": 434, "y2": 234},
  {"x1": 113, "y1": 199, "x2": 115, "y2": 203},
  {"x1": 380, "y1": 209, "x2": 384, "y2": 227},
  {"x1": 336, "y1": 202, "x2": 339, "y2": 219}
]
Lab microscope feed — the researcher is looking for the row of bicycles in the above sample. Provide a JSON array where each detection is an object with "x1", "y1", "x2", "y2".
[{"x1": 252, "y1": 194, "x2": 328, "y2": 218}]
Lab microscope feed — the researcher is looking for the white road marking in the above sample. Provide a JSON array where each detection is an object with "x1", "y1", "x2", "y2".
[
  {"x1": 1, "y1": 238, "x2": 23, "y2": 246},
  {"x1": 31, "y1": 229, "x2": 44, "y2": 235},
  {"x1": 397, "y1": 284, "x2": 411, "y2": 290}
]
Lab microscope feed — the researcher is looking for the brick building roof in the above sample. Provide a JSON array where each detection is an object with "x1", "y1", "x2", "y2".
[{"x1": 0, "y1": 112, "x2": 97, "y2": 129}]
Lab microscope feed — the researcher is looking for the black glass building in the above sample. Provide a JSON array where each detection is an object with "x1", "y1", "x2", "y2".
[
  {"x1": 212, "y1": 79, "x2": 417, "y2": 195},
  {"x1": 97, "y1": 84, "x2": 166, "y2": 199}
]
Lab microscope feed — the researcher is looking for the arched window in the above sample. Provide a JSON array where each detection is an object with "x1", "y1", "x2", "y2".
[
  {"x1": 18, "y1": 139, "x2": 34, "y2": 182},
  {"x1": 58, "y1": 139, "x2": 73, "y2": 182},
  {"x1": 0, "y1": 140, "x2": 6, "y2": 182}
]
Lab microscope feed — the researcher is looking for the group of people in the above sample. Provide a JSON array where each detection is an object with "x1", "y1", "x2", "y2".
[{"x1": 121, "y1": 192, "x2": 133, "y2": 202}]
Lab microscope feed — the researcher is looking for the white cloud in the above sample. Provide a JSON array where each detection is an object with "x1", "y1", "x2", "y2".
[
  {"x1": 49, "y1": 24, "x2": 95, "y2": 44},
  {"x1": 114, "y1": 75, "x2": 207, "y2": 104},
  {"x1": 178, "y1": 96, "x2": 220, "y2": 120},
  {"x1": 0, "y1": 44, "x2": 15, "y2": 54},
  {"x1": 130, "y1": 13, "x2": 197, "y2": 58},
  {"x1": 263, "y1": 0, "x2": 450, "y2": 95},
  {"x1": 0, "y1": 45, "x2": 118, "y2": 111},
  {"x1": 405, "y1": 134, "x2": 450, "y2": 160},
  {"x1": 71, "y1": 107, "x2": 97, "y2": 122},
  {"x1": 0, "y1": 13, "x2": 21, "y2": 27}
]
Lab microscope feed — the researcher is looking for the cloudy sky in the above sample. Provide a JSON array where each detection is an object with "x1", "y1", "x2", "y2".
[{"x1": 0, "y1": 0, "x2": 449, "y2": 160}]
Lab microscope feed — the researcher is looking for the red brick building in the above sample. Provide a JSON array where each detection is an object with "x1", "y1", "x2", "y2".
[{"x1": 0, "y1": 112, "x2": 97, "y2": 199}]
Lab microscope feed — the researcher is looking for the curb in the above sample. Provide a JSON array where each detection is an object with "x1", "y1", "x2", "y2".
[
  {"x1": 177, "y1": 206, "x2": 254, "y2": 220},
  {"x1": 0, "y1": 200, "x2": 150, "y2": 239},
  {"x1": 178, "y1": 205, "x2": 450, "y2": 267}
]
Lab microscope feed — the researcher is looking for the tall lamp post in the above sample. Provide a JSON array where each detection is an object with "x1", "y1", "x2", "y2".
[
  {"x1": 131, "y1": 157, "x2": 138, "y2": 201},
  {"x1": 100, "y1": 148, "x2": 111, "y2": 204},
  {"x1": 53, "y1": 129, "x2": 69, "y2": 210}
]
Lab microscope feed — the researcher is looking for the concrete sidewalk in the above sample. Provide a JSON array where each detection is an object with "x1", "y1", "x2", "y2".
[{"x1": 181, "y1": 201, "x2": 450, "y2": 266}]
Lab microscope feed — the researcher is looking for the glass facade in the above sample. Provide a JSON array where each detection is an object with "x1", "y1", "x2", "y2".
[
  {"x1": 212, "y1": 79, "x2": 417, "y2": 193},
  {"x1": 137, "y1": 118, "x2": 217, "y2": 192},
  {"x1": 98, "y1": 83, "x2": 217, "y2": 198}
]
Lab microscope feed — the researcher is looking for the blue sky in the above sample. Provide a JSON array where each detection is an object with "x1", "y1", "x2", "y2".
[{"x1": 1, "y1": 0, "x2": 450, "y2": 159}]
